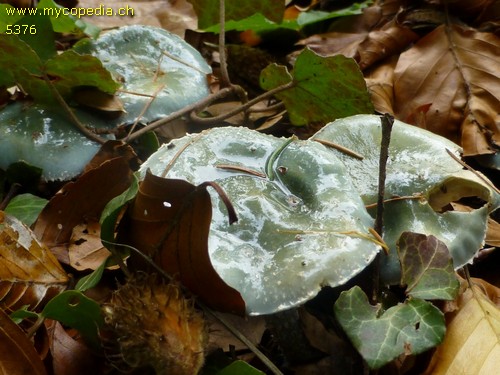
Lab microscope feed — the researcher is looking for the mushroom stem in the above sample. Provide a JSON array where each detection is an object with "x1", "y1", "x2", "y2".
[{"x1": 265, "y1": 308, "x2": 323, "y2": 366}]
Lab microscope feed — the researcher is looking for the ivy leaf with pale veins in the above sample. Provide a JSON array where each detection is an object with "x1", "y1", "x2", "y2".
[
  {"x1": 334, "y1": 286, "x2": 445, "y2": 370},
  {"x1": 260, "y1": 48, "x2": 374, "y2": 125},
  {"x1": 187, "y1": 0, "x2": 285, "y2": 30},
  {"x1": 398, "y1": 232, "x2": 460, "y2": 300}
]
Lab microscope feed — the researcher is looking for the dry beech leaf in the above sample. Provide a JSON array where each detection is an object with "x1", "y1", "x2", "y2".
[
  {"x1": 78, "y1": 0, "x2": 197, "y2": 37},
  {"x1": 356, "y1": 19, "x2": 419, "y2": 70},
  {"x1": 426, "y1": 0, "x2": 497, "y2": 22},
  {"x1": 296, "y1": 7, "x2": 418, "y2": 70},
  {"x1": 0, "y1": 212, "x2": 68, "y2": 312},
  {"x1": 45, "y1": 320, "x2": 99, "y2": 375},
  {"x1": 295, "y1": 7, "x2": 383, "y2": 61},
  {"x1": 393, "y1": 24, "x2": 500, "y2": 156},
  {"x1": 118, "y1": 172, "x2": 245, "y2": 314},
  {"x1": 365, "y1": 56, "x2": 397, "y2": 115},
  {"x1": 34, "y1": 155, "x2": 135, "y2": 266},
  {"x1": 0, "y1": 308, "x2": 47, "y2": 375},
  {"x1": 69, "y1": 222, "x2": 112, "y2": 271},
  {"x1": 72, "y1": 88, "x2": 124, "y2": 114},
  {"x1": 424, "y1": 278, "x2": 500, "y2": 374},
  {"x1": 83, "y1": 140, "x2": 139, "y2": 173}
]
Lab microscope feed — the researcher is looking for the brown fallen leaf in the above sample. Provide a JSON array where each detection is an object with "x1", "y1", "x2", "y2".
[
  {"x1": 46, "y1": 320, "x2": 101, "y2": 375},
  {"x1": 365, "y1": 56, "x2": 397, "y2": 116},
  {"x1": 424, "y1": 277, "x2": 500, "y2": 374},
  {"x1": 393, "y1": 24, "x2": 500, "y2": 155},
  {"x1": 0, "y1": 308, "x2": 47, "y2": 375},
  {"x1": 69, "y1": 222, "x2": 112, "y2": 271},
  {"x1": 72, "y1": 87, "x2": 124, "y2": 115},
  {"x1": 34, "y1": 154, "x2": 136, "y2": 266},
  {"x1": 117, "y1": 171, "x2": 245, "y2": 314},
  {"x1": 207, "y1": 313, "x2": 265, "y2": 352},
  {"x1": 0, "y1": 212, "x2": 68, "y2": 312}
]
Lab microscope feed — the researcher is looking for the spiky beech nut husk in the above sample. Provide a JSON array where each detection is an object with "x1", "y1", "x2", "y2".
[{"x1": 102, "y1": 273, "x2": 207, "y2": 375}]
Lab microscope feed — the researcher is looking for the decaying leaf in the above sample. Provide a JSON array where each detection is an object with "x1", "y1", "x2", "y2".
[
  {"x1": 69, "y1": 222, "x2": 111, "y2": 271},
  {"x1": 393, "y1": 24, "x2": 500, "y2": 156},
  {"x1": 0, "y1": 308, "x2": 47, "y2": 375},
  {"x1": 0, "y1": 212, "x2": 68, "y2": 312},
  {"x1": 334, "y1": 286, "x2": 445, "y2": 370},
  {"x1": 118, "y1": 172, "x2": 245, "y2": 315},
  {"x1": 33, "y1": 154, "x2": 136, "y2": 266},
  {"x1": 424, "y1": 279, "x2": 500, "y2": 374},
  {"x1": 296, "y1": 5, "x2": 418, "y2": 71},
  {"x1": 45, "y1": 320, "x2": 100, "y2": 375},
  {"x1": 397, "y1": 232, "x2": 459, "y2": 300}
]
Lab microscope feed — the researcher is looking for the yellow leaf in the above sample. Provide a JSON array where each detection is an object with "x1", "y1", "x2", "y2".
[
  {"x1": 0, "y1": 212, "x2": 68, "y2": 312},
  {"x1": 424, "y1": 280, "x2": 500, "y2": 374}
]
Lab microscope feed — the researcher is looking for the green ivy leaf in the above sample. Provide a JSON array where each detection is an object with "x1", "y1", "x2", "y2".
[
  {"x1": 187, "y1": 0, "x2": 285, "y2": 30},
  {"x1": 334, "y1": 286, "x2": 445, "y2": 370},
  {"x1": 4, "y1": 193, "x2": 48, "y2": 227},
  {"x1": 397, "y1": 232, "x2": 460, "y2": 300},
  {"x1": 42, "y1": 290, "x2": 104, "y2": 349},
  {"x1": 260, "y1": 48, "x2": 374, "y2": 125}
]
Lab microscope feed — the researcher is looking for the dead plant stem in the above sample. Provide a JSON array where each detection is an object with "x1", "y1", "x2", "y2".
[{"x1": 44, "y1": 73, "x2": 107, "y2": 144}]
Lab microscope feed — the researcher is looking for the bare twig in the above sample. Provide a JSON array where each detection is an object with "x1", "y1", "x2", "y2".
[
  {"x1": 218, "y1": 0, "x2": 231, "y2": 87},
  {"x1": 125, "y1": 86, "x2": 235, "y2": 142},
  {"x1": 44, "y1": 73, "x2": 107, "y2": 144},
  {"x1": 374, "y1": 113, "x2": 394, "y2": 236},
  {"x1": 0, "y1": 183, "x2": 21, "y2": 211},
  {"x1": 189, "y1": 81, "x2": 294, "y2": 125},
  {"x1": 206, "y1": 309, "x2": 284, "y2": 375},
  {"x1": 372, "y1": 113, "x2": 394, "y2": 303},
  {"x1": 364, "y1": 194, "x2": 424, "y2": 209},
  {"x1": 313, "y1": 138, "x2": 364, "y2": 160},
  {"x1": 125, "y1": 84, "x2": 165, "y2": 142}
]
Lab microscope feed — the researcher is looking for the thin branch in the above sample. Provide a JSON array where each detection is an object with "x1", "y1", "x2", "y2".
[
  {"x1": 44, "y1": 74, "x2": 107, "y2": 144},
  {"x1": 205, "y1": 309, "x2": 284, "y2": 375},
  {"x1": 313, "y1": 138, "x2": 364, "y2": 160},
  {"x1": 125, "y1": 86, "x2": 235, "y2": 142},
  {"x1": 124, "y1": 84, "x2": 165, "y2": 142},
  {"x1": 374, "y1": 113, "x2": 394, "y2": 236},
  {"x1": 372, "y1": 113, "x2": 394, "y2": 303},
  {"x1": 218, "y1": 0, "x2": 231, "y2": 87},
  {"x1": 364, "y1": 194, "x2": 424, "y2": 209},
  {"x1": 189, "y1": 81, "x2": 294, "y2": 125}
]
